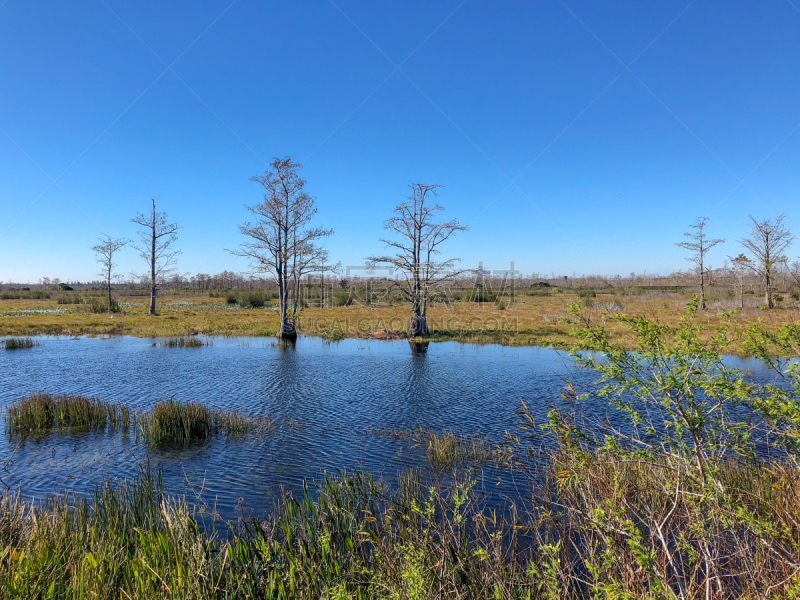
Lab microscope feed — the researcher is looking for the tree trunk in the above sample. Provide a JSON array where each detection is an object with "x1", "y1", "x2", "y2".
[
  {"x1": 149, "y1": 209, "x2": 157, "y2": 316},
  {"x1": 699, "y1": 265, "x2": 706, "y2": 310},
  {"x1": 408, "y1": 302, "x2": 428, "y2": 337},
  {"x1": 277, "y1": 275, "x2": 297, "y2": 342},
  {"x1": 107, "y1": 281, "x2": 112, "y2": 314},
  {"x1": 765, "y1": 271, "x2": 773, "y2": 309},
  {"x1": 739, "y1": 278, "x2": 744, "y2": 309}
]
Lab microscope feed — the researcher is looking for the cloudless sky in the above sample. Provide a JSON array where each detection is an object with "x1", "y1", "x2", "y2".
[{"x1": 1, "y1": 0, "x2": 799, "y2": 282}]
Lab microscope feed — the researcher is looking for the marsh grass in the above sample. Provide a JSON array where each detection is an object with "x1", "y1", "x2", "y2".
[
  {"x1": 5, "y1": 393, "x2": 129, "y2": 436},
  {"x1": 2, "y1": 337, "x2": 38, "y2": 350},
  {"x1": 9, "y1": 453, "x2": 799, "y2": 598},
  {"x1": 135, "y1": 399, "x2": 270, "y2": 444},
  {"x1": 370, "y1": 426, "x2": 506, "y2": 467},
  {"x1": 0, "y1": 463, "x2": 537, "y2": 599},
  {"x1": 159, "y1": 336, "x2": 208, "y2": 348},
  {"x1": 5, "y1": 292, "x2": 800, "y2": 355},
  {"x1": 420, "y1": 429, "x2": 496, "y2": 467}
]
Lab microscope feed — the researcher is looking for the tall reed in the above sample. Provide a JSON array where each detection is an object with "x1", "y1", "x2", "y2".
[
  {"x1": 5, "y1": 393, "x2": 130, "y2": 436},
  {"x1": 135, "y1": 398, "x2": 271, "y2": 444}
]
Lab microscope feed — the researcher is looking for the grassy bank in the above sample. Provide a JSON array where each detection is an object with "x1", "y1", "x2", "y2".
[{"x1": 2, "y1": 292, "x2": 799, "y2": 354}]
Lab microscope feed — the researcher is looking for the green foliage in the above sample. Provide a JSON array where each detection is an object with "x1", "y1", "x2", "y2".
[
  {"x1": 83, "y1": 296, "x2": 120, "y2": 313},
  {"x1": 559, "y1": 296, "x2": 757, "y2": 483},
  {"x1": 242, "y1": 292, "x2": 266, "y2": 308}
]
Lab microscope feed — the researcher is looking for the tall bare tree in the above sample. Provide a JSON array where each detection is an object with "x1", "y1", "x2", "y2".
[
  {"x1": 675, "y1": 217, "x2": 724, "y2": 310},
  {"x1": 230, "y1": 158, "x2": 331, "y2": 341},
  {"x1": 728, "y1": 253, "x2": 751, "y2": 309},
  {"x1": 92, "y1": 235, "x2": 129, "y2": 313},
  {"x1": 289, "y1": 240, "x2": 329, "y2": 315},
  {"x1": 738, "y1": 214, "x2": 795, "y2": 309},
  {"x1": 131, "y1": 199, "x2": 181, "y2": 316},
  {"x1": 307, "y1": 249, "x2": 340, "y2": 308},
  {"x1": 367, "y1": 183, "x2": 467, "y2": 337}
]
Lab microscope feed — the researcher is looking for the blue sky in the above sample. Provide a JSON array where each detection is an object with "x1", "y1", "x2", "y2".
[{"x1": 1, "y1": 0, "x2": 799, "y2": 282}]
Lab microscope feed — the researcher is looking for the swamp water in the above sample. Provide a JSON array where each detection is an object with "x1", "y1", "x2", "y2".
[{"x1": 0, "y1": 335, "x2": 765, "y2": 521}]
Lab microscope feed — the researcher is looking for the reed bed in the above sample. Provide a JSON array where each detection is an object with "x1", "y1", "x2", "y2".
[
  {"x1": 135, "y1": 398, "x2": 271, "y2": 444},
  {"x1": 5, "y1": 393, "x2": 130, "y2": 436},
  {"x1": 2, "y1": 337, "x2": 38, "y2": 350},
  {"x1": 159, "y1": 336, "x2": 208, "y2": 348},
  {"x1": 3, "y1": 453, "x2": 800, "y2": 598}
]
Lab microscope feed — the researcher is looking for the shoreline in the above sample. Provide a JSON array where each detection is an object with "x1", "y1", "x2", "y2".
[{"x1": 1, "y1": 293, "x2": 797, "y2": 356}]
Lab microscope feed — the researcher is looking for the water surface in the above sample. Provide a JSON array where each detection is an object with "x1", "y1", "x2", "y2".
[{"x1": 0, "y1": 336, "x2": 768, "y2": 519}]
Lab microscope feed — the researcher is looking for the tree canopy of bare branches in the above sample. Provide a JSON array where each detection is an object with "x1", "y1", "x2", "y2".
[
  {"x1": 92, "y1": 235, "x2": 129, "y2": 313},
  {"x1": 131, "y1": 199, "x2": 181, "y2": 316},
  {"x1": 738, "y1": 214, "x2": 794, "y2": 309},
  {"x1": 308, "y1": 248, "x2": 340, "y2": 309},
  {"x1": 230, "y1": 157, "x2": 332, "y2": 341},
  {"x1": 727, "y1": 253, "x2": 751, "y2": 309},
  {"x1": 675, "y1": 217, "x2": 724, "y2": 309},
  {"x1": 367, "y1": 183, "x2": 467, "y2": 337}
]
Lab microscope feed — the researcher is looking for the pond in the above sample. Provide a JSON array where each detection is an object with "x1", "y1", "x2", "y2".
[{"x1": 0, "y1": 336, "x2": 769, "y2": 521}]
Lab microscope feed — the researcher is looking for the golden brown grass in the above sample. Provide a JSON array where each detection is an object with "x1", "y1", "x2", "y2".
[{"x1": 0, "y1": 292, "x2": 797, "y2": 354}]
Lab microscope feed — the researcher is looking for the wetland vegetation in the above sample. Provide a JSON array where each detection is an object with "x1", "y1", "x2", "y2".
[{"x1": 3, "y1": 301, "x2": 800, "y2": 596}]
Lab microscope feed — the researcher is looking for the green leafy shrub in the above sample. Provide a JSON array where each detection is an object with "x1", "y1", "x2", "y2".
[{"x1": 242, "y1": 292, "x2": 266, "y2": 309}]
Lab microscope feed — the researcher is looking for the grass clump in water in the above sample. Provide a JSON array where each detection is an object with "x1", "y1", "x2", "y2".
[
  {"x1": 5, "y1": 393, "x2": 129, "y2": 436},
  {"x1": 418, "y1": 429, "x2": 495, "y2": 467},
  {"x1": 136, "y1": 398, "x2": 212, "y2": 444},
  {"x1": 370, "y1": 426, "x2": 501, "y2": 467},
  {"x1": 160, "y1": 336, "x2": 207, "y2": 348},
  {"x1": 2, "y1": 337, "x2": 38, "y2": 350},
  {"x1": 136, "y1": 398, "x2": 271, "y2": 444}
]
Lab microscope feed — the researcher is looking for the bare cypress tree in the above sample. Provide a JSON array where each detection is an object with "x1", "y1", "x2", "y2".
[
  {"x1": 308, "y1": 249, "x2": 340, "y2": 308},
  {"x1": 367, "y1": 184, "x2": 467, "y2": 337},
  {"x1": 738, "y1": 214, "x2": 795, "y2": 309},
  {"x1": 290, "y1": 240, "x2": 329, "y2": 316},
  {"x1": 675, "y1": 217, "x2": 724, "y2": 309},
  {"x1": 92, "y1": 235, "x2": 129, "y2": 313},
  {"x1": 728, "y1": 253, "x2": 751, "y2": 309},
  {"x1": 230, "y1": 158, "x2": 331, "y2": 341},
  {"x1": 131, "y1": 199, "x2": 181, "y2": 316}
]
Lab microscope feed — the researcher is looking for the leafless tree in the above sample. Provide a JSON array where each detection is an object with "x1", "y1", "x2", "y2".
[
  {"x1": 230, "y1": 157, "x2": 332, "y2": 341},
  {"x1": 728, "y1": 253, "x2": 751, "y2": 309},
  {"x1": 289, "y1": 240, "x2": 329, "y2": 315},
  {"x1": 675, "y1": 217, "x2": 724, "y2": 309},
  {"x1": 308, "y1": 249, "x2": 340, "y2": 308},
  {"x1": 92, "y1": 235, "x2": 129, "y2": 312},
  {"x1": 131, "y1": 199, "x2": 181, "y2": 316},
  {"x1": 738, "y1": 214, "x2": 795, "y2": 309},
  {"x1": 367, "y1": 183, "x2": 467, "y2": 337}
]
